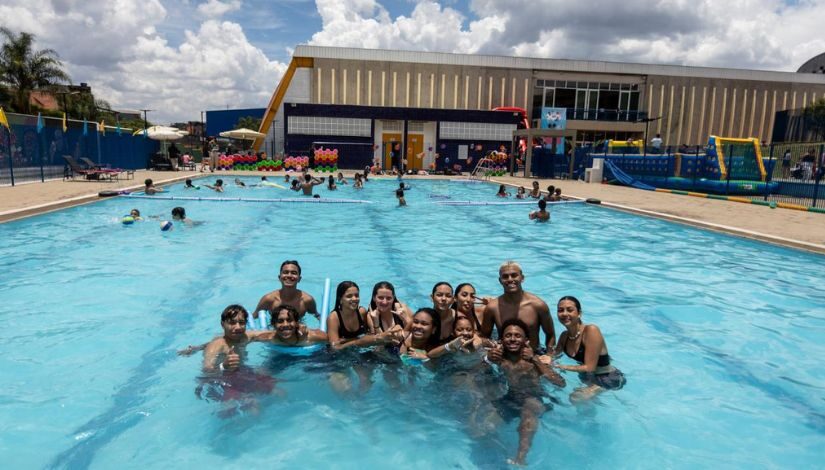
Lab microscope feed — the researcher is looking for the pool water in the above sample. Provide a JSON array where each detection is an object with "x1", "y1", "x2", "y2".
[{"x1": 1, "y1": 176, "x2": 823, "y2": 468}]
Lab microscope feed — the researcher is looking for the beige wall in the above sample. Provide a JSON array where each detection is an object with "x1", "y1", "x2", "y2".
[{"x1": 309, "y1": 58, "x2": 825, "y2": 145}]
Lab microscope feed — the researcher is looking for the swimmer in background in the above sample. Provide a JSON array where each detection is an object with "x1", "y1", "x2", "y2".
[
  {"x1": 184, "y1": 179, "x2": 199, "y2": 190},
  {"x1": 290, "y1": 179, "x2": 301, "y2": 191},
  {"x1": 283, "y1": 173, "x2": 290, "y2": 183},
  {"x1": 234, "y1": 178, "x2": 246, "y2": 187},
  {"x1": 362, "y1": 171, "x2": 369, "y2": 182},
  {"x1": 543, "y1": 185, "x2": 556, "y2": 202},
  {"x1": 301, "y1": 174, "x2": 324, "y2": 195},
  {"x1": 529, "y1": 181, "x2": 541, "y2": 198},
  {"x1": 129, "y1": 209, "x2": 143, "y2": 221},
  {"x1": 327, "y1": 175, "x2": 337, "y2": 190},
  {"x1": 203, "y1": 179, "x2": 224, "y2": 192},
  {"x1": 552, "y1": 187, "x2": 563, "y2": 201},
  {"x1": 486, "y1": 319, "x2": 565, "y2": 466},
  {"x1": 336, "y1": 172, "x2": 348, "y2": 185},
  {"x1": 516, "y1": 186, "x2": 526, "y2": 199},
  {"x1": 171, "y1": 207, "x2": 202, "y2": 226},
  {"x1": 548, "y1": 296, "x2": 625, "y2": 401},
  {"x1": 144, "y1": 178, "x2": 164, "y2": 195},
  {"x1": 253, "y1": 260, "x2": 318, "y2": 321},
  {"x1": 353, "y1": 173, "x2": 363, "y2": 189},
  {"x1": 396, "y1": 184, "x2": 407, "y2": 206},
  {"x1": 496, "y1": 184, "x2": 510, "y2": 197},
  {"x1": 529, "y1": 199, "x2": 550, "y2": 222}
]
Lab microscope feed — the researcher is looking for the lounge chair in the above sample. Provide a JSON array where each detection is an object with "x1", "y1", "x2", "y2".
[
  {"x1": 80, "y1": 157, "x2": 134, "y2": 180},
  {"x1": 149, "y1": 153, "x2": 173, "y2": 171},
  {"x1": 62, "y1": 155, "x2": 120, "y2": 181}
]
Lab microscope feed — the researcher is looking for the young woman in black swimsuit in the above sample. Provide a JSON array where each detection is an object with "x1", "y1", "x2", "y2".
[
  {"x1": 366, "y1": 281, "x2": 412, "y2": 337},
  {"x1": 550, "y1": 295, "x2": 625, "y2": 401},
  {"x1": 453, "y1": 283, "x2": 492, "y2": 337},
  {"x1": 431, "y1": 281, "x2": 458, "y2": 344},
  {"x1": 326, "y1": 281, "x2": 397, "y2": 350}
]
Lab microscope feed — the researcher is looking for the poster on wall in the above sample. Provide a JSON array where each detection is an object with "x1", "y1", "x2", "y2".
[{"x1": 541, "y1": 107, "x2": 567, "y2": 130}]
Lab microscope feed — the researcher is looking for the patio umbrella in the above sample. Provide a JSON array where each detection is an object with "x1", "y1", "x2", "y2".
[
  {"x1": 141, "y1": 126, "x2": 185, "y2": 156},
  {"x1": 219, "y1": 128, "x2": 265, "y2": 150}
]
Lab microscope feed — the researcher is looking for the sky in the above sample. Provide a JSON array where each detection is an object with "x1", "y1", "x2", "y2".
[{"x1": 1, "y1": 0, "x2": 823, "y2": 124}]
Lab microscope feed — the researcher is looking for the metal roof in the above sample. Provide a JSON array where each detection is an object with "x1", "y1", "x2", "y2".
[{"x1": 295, "y1": 45, "x2": 825, "y2": 85}]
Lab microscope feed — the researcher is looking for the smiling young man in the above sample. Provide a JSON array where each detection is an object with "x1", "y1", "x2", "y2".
[
  {"x1": 252, "y1": 260, "x2": 319, "y2": 321},
  {"x1": 481, "y1": 261, "x2": 556, "y2": 352}
]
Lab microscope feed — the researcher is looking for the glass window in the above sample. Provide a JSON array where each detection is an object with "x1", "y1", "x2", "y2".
[
  {"x1": 621, "y1": 83, "x2": 630, "y2": 91},
  {"x1": 600, "y1": 82, "x2": 610, "y2": 90},
  {"x1": 631, "y1": 84, "x2": 639, "y2": 91},
  {"x1": 543, "y1": 88, "x2": 555, "y2": 107},
  {"x1": 555, "y1": 88, "x2": 576, "y2": 108},
  {"x1": 610, "y1": 83, "x2": 619, "y2": 91},
  {"x1": 629, "y1": 92, "x2": 640, "y2": 111},
  {"x1": 600, "y1": 90, "x2": 620, "y2": 110}
]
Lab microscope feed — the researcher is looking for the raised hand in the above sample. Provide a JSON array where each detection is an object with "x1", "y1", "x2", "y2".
[
  {"x1": 521, "y1": 341, "x2": 534, "y2": 361},
  {"x1": 223, "y1": 345, "x2": 241, "y2": 372}
]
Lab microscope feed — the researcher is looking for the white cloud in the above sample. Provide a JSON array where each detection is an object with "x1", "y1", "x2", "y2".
[
  {"x1": 197, "y1": 0, "x2": 242, "y2": 18},
  {"x1": 0, "y1": 0, "x2": 285, "y2": 123}
]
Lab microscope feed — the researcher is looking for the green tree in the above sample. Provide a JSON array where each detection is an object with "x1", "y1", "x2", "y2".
[
  {"x1": 0, "y1": 28, "x2": 70, "y2": 114},
  {"x1": 803, "y1": 98, "x2": 825, "y2": 141},
  {"x1": 235, "y1": 115, "x2": 262, "y2": 130}
]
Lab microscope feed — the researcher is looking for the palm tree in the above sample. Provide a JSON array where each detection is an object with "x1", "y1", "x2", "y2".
[{"x1": 0, "y1": 28, "x2": 70, "y2": 114}]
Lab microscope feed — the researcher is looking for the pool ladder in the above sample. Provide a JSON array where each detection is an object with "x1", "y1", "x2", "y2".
[{"x1": 470, "y1": 158, "x2": 497, "y2": 180}]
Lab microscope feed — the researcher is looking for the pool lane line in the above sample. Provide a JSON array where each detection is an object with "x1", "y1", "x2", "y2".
[
  {"x1": 125, "y1": 195, "x2": 373, "y2": 204},
  {"x1": 0, "y1": 173, "x2": 197, "y2": 223},
  {"x1": 46, "y1": 204, "x2": 266, "y2": 468}
]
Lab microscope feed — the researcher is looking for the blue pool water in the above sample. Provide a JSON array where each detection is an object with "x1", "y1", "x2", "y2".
[{"x1": 1, "y1": 176, "x2": 823, "y2": 468}]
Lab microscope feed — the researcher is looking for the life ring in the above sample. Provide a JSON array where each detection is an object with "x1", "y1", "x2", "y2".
[
  {"x1": 585, "y1": 198, "x2": 601, "y2": 204},
  {"x1": 98, "y1": 190, "x2": 123, "y2": 197}
]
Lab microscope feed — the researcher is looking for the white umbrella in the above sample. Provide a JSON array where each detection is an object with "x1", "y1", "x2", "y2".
[
  {"x1": 137, "y1": 126, "x2": 185, "y2": 158},
  {"x1": 219, "y1": 128, "x2": 265, "y2": 140}
]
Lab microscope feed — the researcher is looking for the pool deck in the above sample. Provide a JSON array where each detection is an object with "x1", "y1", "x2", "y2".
[{"x1": 1, "y1": 170, "x2": 823, "y2": 254}]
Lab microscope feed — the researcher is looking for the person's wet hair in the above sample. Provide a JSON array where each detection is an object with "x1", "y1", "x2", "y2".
[
  {"x1": 221, "y1": 304, "x2": 249, "y2": 323},
  {"x1": 501, "y1": 318, "x2": 529, "y2": 337},
  {"x1": 334, "y1": 280, "x2": 359, "y2": 313},
  {"x1": 538, "y1": 199, "x2": 547, "y2": 210},
  {"x1": 370, "y1": 281, "x2": 402, "y2": 310},
  {"x1": 172, "y1": 207, "x2": 185, "y2": 219},
  {"x1": 270, "y1": 304, "x2": 300, "y2": 326},
  {"x1": 558, "y1": 295, "x2": 582, "y2": 313},
  {"x1": 431, "y1": 281, "x2": 453, "y2": 295},
  {"x1": 280, "y1": 259, "x2": 301, "y2": 275},
  {"x1": 216, "y1": 179, "x2": 223, "y2": 186},
  {"x1": 304, "y1": 174, "x2": 312, "y2": 182},
  {"x1": 414, "y1": 307, "x2": 442, "y2": 348},
  {"x1": 144, "y1": 178, "x2": 153, "y2": 186}
]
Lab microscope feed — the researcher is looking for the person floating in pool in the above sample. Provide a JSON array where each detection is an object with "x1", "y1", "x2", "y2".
[
  {"x1": 171, "y1": 207, "x2": 201, "y2": 227},
  {"x1": 396, "y1": 184, "x2": 407, "y2": 206},
  {"x1": 515, "y1": 186, "x2": 526, "y2": 199},
  {"x1": 547, "y1": 296, "x2": 625, "y2": 402},
  {"x1": 529, "y1": 199, "x2": 550, "y2": 222},
  {"x1": 543, "y1": 185, "x2": 555, "y2": 202},
  {"x1": 144, "y1": 178, "x2": 164, "y2": 195},
  {"x1": 196, "y1": 305, "x2": 277, "y2": 417},
  {"x1": 481, "y1": 261, "x2": 556, "y2": 353},
  {"x1": 261, "y1": 304, "x2": 328, "y2": 346},
  {"x1": 234, "y1": 178, "x2": 246, "y2": 188},
  {"x1": 529, "y1": 181, "x2": 541, "y2": 198},
  {"x1": 301, "y1": 173, "x2": 324, "y2": 195},
  {"x1": 327, "y1": 175, "x2": 337, "y2": 191},
  {"x1": 549, "y1": 187, "x2": 562, "y2": 202},
  {"x1": 353, "y1": 173, "x2": 363, "y2": 189},
  {"x1": 290, "y1": 178, "x2": 301, "y2": 191},
  {"x1": 496, "y1": 184, "x2": 510, "y2": 197},
  {"x1": 184, "y1": 178, "x2": 200, "y2": 190},
  {"x1": 486, "y1": 319, "x2": 565, "y2": 466},
  {"x1": 203, "y1": 179, "x2": 224, "y2": 192},
  {"x1": 252, "y1": 260, "x2": 318, "y2": 321},
  {"x1": 336, "y1": 172, "x2": 348, "y2": 185},
  {"x1": 129, "y1": 209, "x2": 143, "y2": 221}
]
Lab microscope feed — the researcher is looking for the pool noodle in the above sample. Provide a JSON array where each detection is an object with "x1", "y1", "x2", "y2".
[{"x1": 320, "y1": 277, "x2": 331, "y2": 332}]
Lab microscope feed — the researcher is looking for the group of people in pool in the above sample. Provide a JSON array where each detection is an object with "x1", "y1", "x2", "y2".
[{"x1": 180, "y1": 259, "x2": 624, "y2": 465}]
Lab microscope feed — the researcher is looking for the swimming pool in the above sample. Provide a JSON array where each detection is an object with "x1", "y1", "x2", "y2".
[{"x1": 1, "y1": 176, "x2": 823, "y2": 468}]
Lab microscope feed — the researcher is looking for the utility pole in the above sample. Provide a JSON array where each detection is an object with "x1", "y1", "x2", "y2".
[{"x1": 139, "y1": 109, "x2": 153, "y2": 135}]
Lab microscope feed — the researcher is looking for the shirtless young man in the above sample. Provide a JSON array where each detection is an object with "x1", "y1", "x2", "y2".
[
  {"x1": 252, "y1": 260, "x2": 319, "y2": 321},
  {"x1": 301, "y1": 174, "x2": 324, "y2": 195},
  {"x1": 486, "y1": 319, "x2": 565, "y2": 466},
  {"x1": 481, "y1": 261, "x2": 556, "y2": 352}
]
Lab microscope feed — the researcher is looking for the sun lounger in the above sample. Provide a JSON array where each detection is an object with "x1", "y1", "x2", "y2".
[{"x1": 62, "y1": 155, "x2": 121, "y2": 181}]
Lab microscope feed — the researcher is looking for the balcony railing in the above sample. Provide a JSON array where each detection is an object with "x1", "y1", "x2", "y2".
[{"x1": 566, "y1": 108, "x2": 647, "y2": 122}]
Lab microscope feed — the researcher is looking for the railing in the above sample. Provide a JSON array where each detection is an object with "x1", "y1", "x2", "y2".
[
  {"x1": 565, "y1": 108, "x2": 647, "y2": 122},
  {"x1": 0, "y1": 111, "x2": 159, "y2": 186}
]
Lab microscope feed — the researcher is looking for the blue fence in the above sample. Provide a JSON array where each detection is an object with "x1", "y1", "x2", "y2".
[{"x1": 0, "y1": 112, "x2": 159, "y2": 186}]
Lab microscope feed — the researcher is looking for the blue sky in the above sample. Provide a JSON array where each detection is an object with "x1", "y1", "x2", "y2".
[{"x1": 1, "y1": 0, "x2": 823, "y2": 123}]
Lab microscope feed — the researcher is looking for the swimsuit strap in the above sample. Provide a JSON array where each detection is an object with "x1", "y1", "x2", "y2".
[{"x1": 336, "y1": 308, "x2": 365, "y2": 339}]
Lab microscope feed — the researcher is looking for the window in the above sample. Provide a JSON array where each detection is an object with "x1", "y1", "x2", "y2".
[
  {"x1": 440, "y1": 121, "x2": 516, "y2": 141},
  {"x1": 288, "y1": 116, "x2": 371, "y2": 137}
]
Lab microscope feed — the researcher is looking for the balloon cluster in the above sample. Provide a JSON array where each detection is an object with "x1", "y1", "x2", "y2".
[
  {"x1": 218, "y1": 154, "x2": 235, "y2": 170},
  {"x1": 256, "y1": 159, "x2": 283, "y2": 171},
  {"x1": 232, "y1": 154, "x2": 258, "y2": 171},
  {"x1": 313, "y1": 148, "x2": 339, "y2": 173},
  {"x1": 489, "y1": 151, "x2": 508, "y2": 164},
  {"x1": 484, "y1": 167, "x2": 507, "y2": 177},
  {"x1": 284, "y1": 156, "x2": 309, "y2": 170}
]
